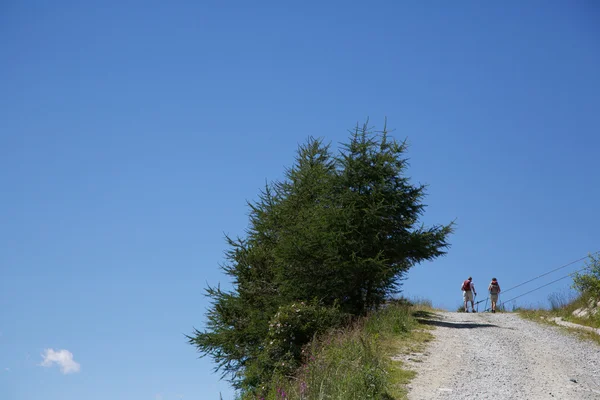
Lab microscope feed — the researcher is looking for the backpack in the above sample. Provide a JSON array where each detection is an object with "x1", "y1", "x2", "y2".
[
  {"x1": 461, "y1": 280, "x2": 471, "y2": 291},
  {"x1": 490, "y1": 282, "x2": 500, "y2": 294}
]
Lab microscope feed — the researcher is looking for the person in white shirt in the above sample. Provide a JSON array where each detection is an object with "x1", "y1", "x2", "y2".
[{"x1": 461, "y1": 276, "x2": 477, "y2": 312}]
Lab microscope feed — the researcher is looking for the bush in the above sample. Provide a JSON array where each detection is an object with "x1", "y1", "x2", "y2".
[
  {"x1": 242, "y1": 302, "x2": 348, "y2": 398},
  {"x1": 572, "y1": 254, "x2": 600, "y2": 299},
  {"x1": 265, "y1": 302, "x2": 348, "y2": 374},
  {"x1": 262, "y1": 318, "x2": 390, "y2": 400}
]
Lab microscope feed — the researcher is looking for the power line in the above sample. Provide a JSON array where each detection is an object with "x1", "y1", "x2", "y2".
[
  {"x1": 500, "y1": 251, "x2": 599, "y2": 296},
  {"x1": 473, "y1": 251, "x2": 598, "y2": 308},
  {"x1": 499, "y1": 264, "x2": 593, "y2": 307}
]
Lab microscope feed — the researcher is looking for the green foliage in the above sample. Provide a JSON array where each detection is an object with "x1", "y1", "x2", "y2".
[
  {"x1": 242, "y1": 302, "x2": 349, "y2": 393},
  {"x1": 572, "y1": 254, "x2": 600, "y2": 298},
  {"x1": 188, "y1": 235, "x2": 282, "y2": 389},
  {"x1": 253, "y1": 301, "x2": 431, "y2": 400},
  {"x1": 266, "y1": 302, "x2": 347, "y2": 368},
  {"x1": 189, "y1": 121, "x2": 453, "y2": 393},
  {"x1": 364, "y1": 303, "x2": 415, "y2": 337},
  {"x1": 261, "y1": 328, "x2": 388, "y2": 400},
  {"x1": 299, "y1": 329, "x2": 388, "y2": 400}
]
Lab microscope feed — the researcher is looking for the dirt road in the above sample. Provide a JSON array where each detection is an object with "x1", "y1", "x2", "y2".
[{"x1": 404, "y1": 312, "x2": 600, "y2": 400}]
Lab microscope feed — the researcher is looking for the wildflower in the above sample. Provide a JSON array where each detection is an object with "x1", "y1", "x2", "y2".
[{"x1": 300, "y1": 381, "x2": 307, "y2": 395}]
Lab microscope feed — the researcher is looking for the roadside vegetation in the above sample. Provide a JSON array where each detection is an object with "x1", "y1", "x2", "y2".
[
  {"x1": 517, "y1": 254, "x2": 600, "y2": 345},
  {"x1": 256, "y1": 299, "x2": 435, "y2": 400}
]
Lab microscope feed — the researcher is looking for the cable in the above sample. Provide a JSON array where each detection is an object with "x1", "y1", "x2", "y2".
[
  {"x1": 500, "y1": 264, "x2": 593, "y2": 307},
  {"x1": 473, "y1": 252, "x2": 598, "y2": 307},
  {"x1": 500, "y1": 251, "x2": 599, "y2": 296}
]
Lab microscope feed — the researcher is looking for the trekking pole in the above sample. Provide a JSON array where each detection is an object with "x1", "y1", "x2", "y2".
[{"x1": 485, "y1": 298, "x2": 489, "y2": 313}]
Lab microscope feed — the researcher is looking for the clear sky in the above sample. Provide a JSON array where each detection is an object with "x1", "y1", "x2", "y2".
[{"x1": 1, "y1": 1, "x2": 598, "y2": 399}]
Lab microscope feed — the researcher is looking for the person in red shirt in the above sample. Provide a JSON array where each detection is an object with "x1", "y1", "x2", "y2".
[{"x1": 461, "y1": 276, "x2": 477, "y2": 312}]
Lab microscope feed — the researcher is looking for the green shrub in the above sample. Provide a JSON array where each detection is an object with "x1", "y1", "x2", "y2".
[
  {"x1": 265, "y1": 301, "x2": 348, "y2": 374},
  {"x1": 242, "y1": 302, "x2": 348, "y2": 398},
  {"x1": 572, "y1": 254, "x2": 600, "y2": 299}
]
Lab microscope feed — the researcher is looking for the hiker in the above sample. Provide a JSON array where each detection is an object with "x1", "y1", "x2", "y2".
[
  {"x1": 461, "y1": 276, "x2": 477, "y2": 312},
  {"x1": 488, "y1": 277, "x2": 501, "y2": 313}
]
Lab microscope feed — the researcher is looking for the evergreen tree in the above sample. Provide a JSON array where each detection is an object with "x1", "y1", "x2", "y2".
[
  {"x1": 332, "y1": 122, "x2": 453, "y2": 314},
  {"x1": 188, "y1": 122, "x2": 454, "y2": 394}
]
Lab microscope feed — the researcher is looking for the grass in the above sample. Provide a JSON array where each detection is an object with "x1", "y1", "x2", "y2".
[{"x1": 255, "y1": 299, "x2": 436, "y2": 400}]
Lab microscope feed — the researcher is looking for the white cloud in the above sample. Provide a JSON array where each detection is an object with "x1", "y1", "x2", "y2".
[
  {"x1": 155, "y1": 395, "x2": 163, "y2": 400},
  {"x1": 40, "y1": 349, "x2": 81, "y2": 374}
]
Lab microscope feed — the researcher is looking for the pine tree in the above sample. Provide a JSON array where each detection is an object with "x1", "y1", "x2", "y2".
[
  {"x1": 332, "y1": 122, "x2": 453, "y2": 314},
  {"x1": 188, "y1": 122, "x2": 454, "y2": 394}
]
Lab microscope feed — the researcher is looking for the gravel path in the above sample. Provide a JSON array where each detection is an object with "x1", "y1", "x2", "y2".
[{"x1": 404, "y1": 312, "x2": 600, "y2": 400}]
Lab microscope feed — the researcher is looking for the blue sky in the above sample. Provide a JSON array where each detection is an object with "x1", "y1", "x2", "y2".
[{"x1": 1, "y1": 1, "x2": 598, "y2": 399}]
